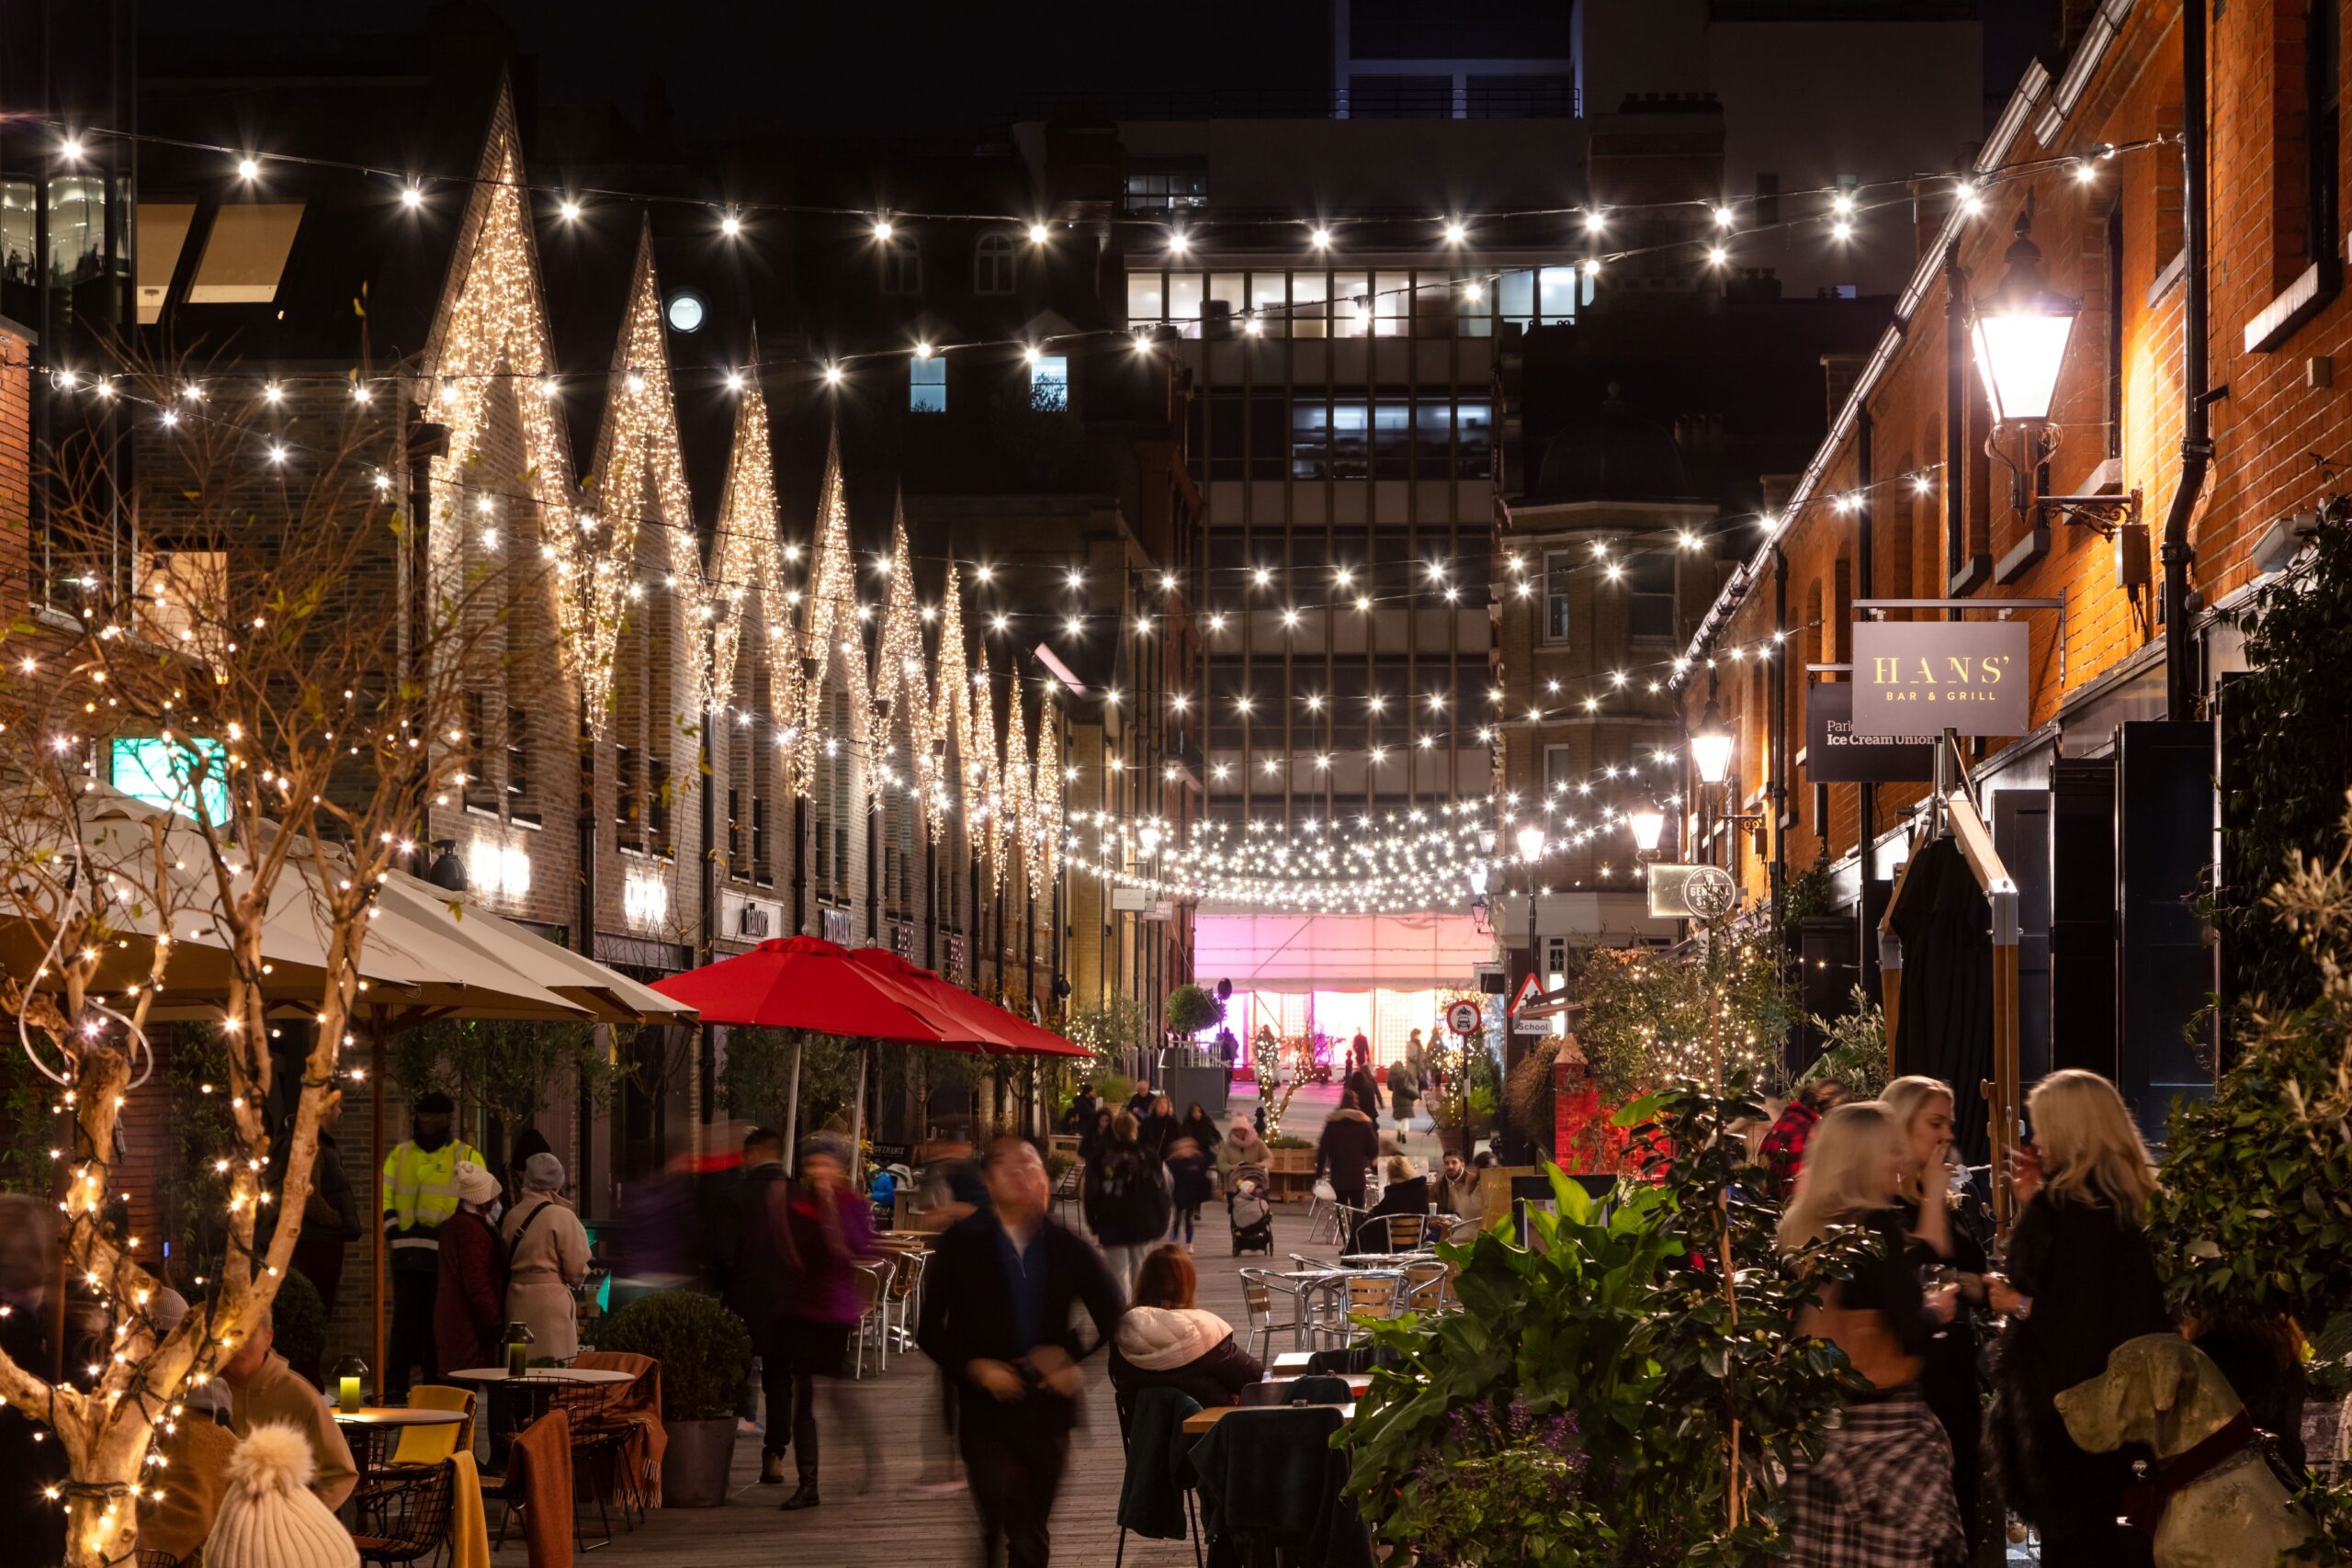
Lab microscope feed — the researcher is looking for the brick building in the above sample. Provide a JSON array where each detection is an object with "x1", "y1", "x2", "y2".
[{"x1": 1670, "y1": 0, "x2": 2349, "y2": 1134}]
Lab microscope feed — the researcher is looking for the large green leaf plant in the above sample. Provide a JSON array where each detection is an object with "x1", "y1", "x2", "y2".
[{"x1": 1343, "y1": 1078, "x2": 1869, "y2": 1566}]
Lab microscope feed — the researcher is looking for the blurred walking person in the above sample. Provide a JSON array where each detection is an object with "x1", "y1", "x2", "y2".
[
  {"x1": 1759, "y1": 1076, "x2": 1848, "y2": 1202},
  {"x1": 919, "y1": 1137, "x2": 1123, "y2": 1568},
  {"x1": 1316, "y1": 1089, "x2": 1379, "y2": 1211},
  {"x1": 769, "y1": 1133, "x2": 878, "y2": 1510},
  {"x1": 1986, "y1": 1070, "x2": 2168, "y2": 1568},
  {"x1": 379, "y1": 1091, "x2": 483, "y2": 1398},
  {"x1": 1777, "y1": 1102, "x2": 1964, "y2": 1566},
  {"x1": 729, "y1": 1127, "x2": 797, "y2": 1483},
  {"x1": 1082, "y1": 1111, "x2": 1170, "y2": 1296}
]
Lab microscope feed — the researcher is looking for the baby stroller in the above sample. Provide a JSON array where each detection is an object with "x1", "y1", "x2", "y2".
[{"x1": 1228, "y1": 1164, "x2": 1275, "y2": 1255}]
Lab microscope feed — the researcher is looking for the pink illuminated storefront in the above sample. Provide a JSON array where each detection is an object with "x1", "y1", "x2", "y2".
[{"x1": 1191, "y1": 908, "x2": 1492, "y2": 1070}]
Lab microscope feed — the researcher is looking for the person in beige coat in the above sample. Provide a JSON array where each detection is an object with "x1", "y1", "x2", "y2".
[{"x1": 502, "y1": 1152, "x2": 590, "y2": 1362}]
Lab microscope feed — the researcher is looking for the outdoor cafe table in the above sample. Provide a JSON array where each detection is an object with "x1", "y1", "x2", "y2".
[
  {"x1": 444, "y1": 1365, "x2": 637, "y2": 1471},
  {"x1": 333, "y1": 1406, "x2": 466, "y2": 1474},
  {"x1": 1184, "y1": 1401, "x2": 1357, "y2": 1435}
]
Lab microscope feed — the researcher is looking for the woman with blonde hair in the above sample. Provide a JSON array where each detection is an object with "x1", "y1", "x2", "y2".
[
  {"x1": 1778, "y1": 1102, "x2": 1964, "y2": 1565},
  {"x1": 1879, "y1": 1077, "x2": 1991, "y2": 1552},
  {"x1": 1985, "y1": 1069, "x2": 2169, "y2": 1567}
]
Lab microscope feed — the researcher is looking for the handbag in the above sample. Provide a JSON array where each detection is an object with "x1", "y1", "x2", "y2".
[{"x1": 1312, "y1": 1178, "x2": 1337, "y2": 1202}]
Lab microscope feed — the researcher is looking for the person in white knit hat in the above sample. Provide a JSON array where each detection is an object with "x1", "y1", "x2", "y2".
[{"x1": 204, "y1": 1423, "x2": 359, "y2": 1568}]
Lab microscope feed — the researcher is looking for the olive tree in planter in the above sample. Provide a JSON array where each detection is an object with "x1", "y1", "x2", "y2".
[
  {"x1": 1164, "y1": 983, "x2": 1225, "y2": 1043},
  {"x1": 598, "y1": 1291, "x2": 754, "y2": 1507}
]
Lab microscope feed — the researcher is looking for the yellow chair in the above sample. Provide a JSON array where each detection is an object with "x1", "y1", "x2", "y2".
[{"x1": 390, "y1": 1384, "x2": 476, "y2": 1467}]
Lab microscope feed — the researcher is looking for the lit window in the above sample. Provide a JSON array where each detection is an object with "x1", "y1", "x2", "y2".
[
  {"x1": 910, "y1": 356, "x2": 945, "y2": 413},
  {"x1": 1125, "y1": 271, "x2": 1164, "y2": 326},
  {"x1": 1536, "y1": 266, "x2": 1580, "y2": 324},
  {"x1": 974, "y1": 234, "x2": 1014, "y2": 295},
  {"x1": 135, "y1": 548, "x2": 228, "y2": 658},
  {"x1": 134, "y1": 200, "x2": 197, "y2": 323},
  {"x1": 187, "y1": 203, "x2": 304, "y2": 304},
  {"x1": 1166, "y1": 271, "x2": 1204, "y2": 337},
  {"x1": 1029, "y1": 355, "x2": 1069, "y2": 410}
]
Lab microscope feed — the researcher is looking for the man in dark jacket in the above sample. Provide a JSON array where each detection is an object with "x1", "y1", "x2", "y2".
[
  {"x1": 1343, "y1": 1061, "x2": 1384, "y2": 1131},
  {"x1": 1316, "y1": 1091, "x2": 1381, "y2": 1211},
  {"x1": 1081, "y1": 1114, "x2": 1170, "y2": 1298},
  {"x1": 920, "y1": 1137, "x2": 1123, "y2": 1568},
  {"x1": 728, "y1": 1127, "x2": 799, "y2": 1485},
  {"x1": 1062, "y1": 1084, "x2": 1098, "y2": 1136}
]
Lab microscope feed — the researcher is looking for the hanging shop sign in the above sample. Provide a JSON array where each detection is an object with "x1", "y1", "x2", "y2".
[
  {"x1": 1646, "y1": 861, "x2": 1738, "y2": 919},
  {"x1": 1806, "y1": 682, "x2": 1936, "y2": 783},
  {"x1": 1849, "y1": 620, "x2": 2030, "y2": 737}
]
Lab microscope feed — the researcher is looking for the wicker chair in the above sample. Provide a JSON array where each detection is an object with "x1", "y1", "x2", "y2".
[{"x1": 351, "y1": 1458, "x2": 457, "y2": 1566}]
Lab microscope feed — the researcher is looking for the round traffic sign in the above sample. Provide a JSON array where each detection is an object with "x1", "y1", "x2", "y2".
[{"x1": 1446, "y1": 999, "x2": 1481, "y2": 1037}]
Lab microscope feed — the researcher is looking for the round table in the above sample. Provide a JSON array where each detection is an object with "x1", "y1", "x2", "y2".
[
  {"x1": 444, "y1": 1367, "x2": 637, "y2": 1470},
  {"x1": 332, "y1": 1406, "x2": 466, "y2": 1473}
]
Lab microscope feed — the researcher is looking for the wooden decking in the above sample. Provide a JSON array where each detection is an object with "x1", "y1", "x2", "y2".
[{"x1": 594, "y1": 1088, "x2": 1352, "y2": 1566}]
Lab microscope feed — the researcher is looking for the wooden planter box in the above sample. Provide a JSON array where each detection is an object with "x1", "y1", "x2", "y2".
[{"x1": 1266, "y1": 1145, "x2": 1316, "y2": 1201}]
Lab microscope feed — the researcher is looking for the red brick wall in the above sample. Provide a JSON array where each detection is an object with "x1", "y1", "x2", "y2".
[{"x1": 1687, "y1": 0, "x2": 2352, "y2": 903}]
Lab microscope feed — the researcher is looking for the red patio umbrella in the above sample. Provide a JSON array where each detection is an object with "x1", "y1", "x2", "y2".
[
  {"x1": 648, "y1": 934, "x2": 965, "y2": 1042},
  {"x1": 650, "y1": 935, "x2": 979, "y2": 1169},
  {"x1": 846, "y1": 948, "x2": 1093, "y2": 1059}
]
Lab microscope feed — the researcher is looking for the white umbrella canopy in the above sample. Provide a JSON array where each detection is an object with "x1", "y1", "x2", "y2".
[
  {"x1": 0, "y1": 781, "x2": 609, "y2": 1024},
  {"x1": 374, "y1": 873, "x2": 697, "y2": 1026}
]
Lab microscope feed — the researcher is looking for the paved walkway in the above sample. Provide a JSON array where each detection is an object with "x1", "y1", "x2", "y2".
[{"x1": 589, "y1": 1128, "x2": 1344, "y2": 1567}]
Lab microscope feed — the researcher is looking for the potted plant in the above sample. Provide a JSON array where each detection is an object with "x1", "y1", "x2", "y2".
[
  {"x1": 1164, "y1": 983, "x2": 1224, "y2": 1041},
  {"x1": 598, "y1": 1290, "x2": 753, "y2": 1507}
]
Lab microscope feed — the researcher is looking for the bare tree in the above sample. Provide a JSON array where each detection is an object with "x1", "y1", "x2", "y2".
[{"x1": 0, "y1": 358, "x2": 523, "y2": 1565}]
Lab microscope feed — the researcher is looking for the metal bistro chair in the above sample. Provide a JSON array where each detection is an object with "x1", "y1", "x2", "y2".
[
  {"x1": 872, "y1": 1247, "x2": 925, "y2": 1353},
  {"x1": 548, "y1": 1378, "x2": 639, "y2": 1539},
  {"x1": 1382, "y1": 1213, "x2": 1432, "y2": 1254},
  {"x1": 851, "y1": 1261, "x2": 893, "y2": 1377},
  {"x1": 1400, "y1": 1259, "x2": 1450, "y2": 1313},
  {"x1": 1238, "y1": 1272, "x2": 1279, "y2": 1361},
  {"x1": 351, "y1": 1457, "x2": 457, "y2": 1567}
]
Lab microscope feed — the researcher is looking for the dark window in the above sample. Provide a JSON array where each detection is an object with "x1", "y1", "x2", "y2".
[
  {"x1": 1627, "y1": 552, "x2": 1675, "y2": 640},
  {"x1": 1290, "y1": 400, "x2": 1329, "y2": 479},
  {"x1": 1125, "y1": 159, "x2": 1208, "y2": 213},
  {"x1": 1331, "y1": 397, "x2": 1370, "y2": 479},
  {"x1": 505, "y1": 705, "x2": 528, "y2": 808},
  {"x1": 1544, "y1": 552, "x2": 1574, "y2": 641},
  {"x1": 616, "y1": 743, "x2": 639, "y2": 852},
  {"x1": 1207, "y1": 389, "x2": 1244, "y2": 480},
  {"x1": 1248, "y1": 393, "x2": 1287, "y2": 479},
  {"x1": 881, "y1": 245, "x2": 922, "y2": 295},
  {"x1": 1373, "y1": 399, "x2": 1411, "y2": 479},
  {"x1": 2309, "y1": 0, "x2": 2340, "y2": 270},
  {"x1": 727, "y1": 785, "x2": 742, "y2": 866},
  {"x1": 1455, "y1": 400, "x2": 1494, "y2": 480},
  {"x1": 1413, "y1": 402, "x2": 1453, "y2": 475},
  {"x1": 974, "y1": 235, "x2": 1014, "y2": 295},
  {"x1": 752, "y1": 793, "x2": 770, "y2": 882},
  {"x1": 649, "y1": 753, "x2": 672, "y2": 856},
  {"x1": 463, "y1": 692, "x2": 495, "y2": 812}
]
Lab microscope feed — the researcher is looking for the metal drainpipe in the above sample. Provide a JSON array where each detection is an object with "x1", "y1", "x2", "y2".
[
  {"x1": 791, "y1": 795, "x2": 808, "y2": 936},
  {"x1": 1770, "y1": 547, "x2": 1789, "y2": 918},
  {"x1": 2162, "y1": 0, "x2": 2212, "y2": 719},
  {"x1": 699, "y1": 707, "x2": 718, "y2": 1124},
  {"x1": 1943, "y1": 240, "x2": 1968, "y2": 595},
  {"x1": 1856, "y1": 410, "x2": 1879, "y2": 995}
]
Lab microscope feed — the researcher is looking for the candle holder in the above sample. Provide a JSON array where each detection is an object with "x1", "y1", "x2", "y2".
[{"x1": 331, "y1": 1355, "x2": 369, "y2": 1414}]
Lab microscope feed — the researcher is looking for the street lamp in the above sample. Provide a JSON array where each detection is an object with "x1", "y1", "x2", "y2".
[
  {"x1": 1628, "y1": 798, "x2": 1667, "y2": 855},
  {"x1": 1690, "y1": 694, "x2": 1735, "y2": 785},
  {"x1": 1970, "y1": 211, "x2": 2079, "y2": 425},
  {"x1": 1516, "y1": 823, "x2": 1547, "y2": 863}
]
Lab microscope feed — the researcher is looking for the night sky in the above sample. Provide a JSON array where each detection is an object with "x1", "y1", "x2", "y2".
[{"x1": 162, "y1": 1, "x2": 2052, "y2": 142}]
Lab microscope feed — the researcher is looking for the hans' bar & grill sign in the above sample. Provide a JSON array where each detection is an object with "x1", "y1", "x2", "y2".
[{"x1": 1849, "y1": 621, "x2": 2029, "y2": 737}]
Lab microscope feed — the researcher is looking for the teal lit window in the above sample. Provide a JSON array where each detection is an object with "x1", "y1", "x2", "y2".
[
  {"x1": 112, "y1": 737, "x2": 230, "y2": 823},
  {"x1": 1029, "y1": 355, "x2": 1069, "y2": 409},
  {"x1": 910, "y1": 357, "x2": 945, "y2": 412}
]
